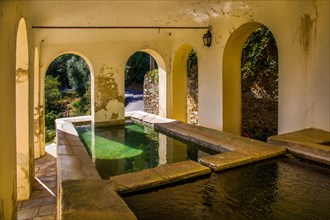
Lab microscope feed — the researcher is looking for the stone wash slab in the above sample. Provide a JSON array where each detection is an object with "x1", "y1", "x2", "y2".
[
  {"x1": 111, "y1": 160, "x2": 211, "y2": 193},
  {"x1": 268, "y1": 128, "x2": 330, "y2": 165},
  {"x1": 61, "y1": 180, "x2": 136, "y2": 220}
]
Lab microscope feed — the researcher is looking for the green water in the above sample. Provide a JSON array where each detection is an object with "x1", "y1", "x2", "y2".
[{"x1": 76, "y1": 123, "x2": 215, "y2": 179}]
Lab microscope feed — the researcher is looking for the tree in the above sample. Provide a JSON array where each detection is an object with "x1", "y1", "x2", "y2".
[
  {"x1": 241, "y1": 25, "x2": 278, "y2": 100},
  {"x1": 125, "y1": 52, "x2": 157, "y2": 87},
  {"x1": 44, "y1": 75, "x2": 62, "y2": 113},
  {"x1": 46, "y1": 54, "x2": 72, "y2": 90},
  {"x1": 66, "y1": 55, "x2": 90, "y2": 96}
]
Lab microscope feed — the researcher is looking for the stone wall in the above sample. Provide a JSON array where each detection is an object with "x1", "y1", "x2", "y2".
[
  {"x1": 144, "y1": 70, "x2": 159, "y2": 115},
  {"x1": 187, "y1": 62, "x2": 198, "y2": 125},
  {"x1": 241, "y1": 91, "x2": 278, "y2": 141}
]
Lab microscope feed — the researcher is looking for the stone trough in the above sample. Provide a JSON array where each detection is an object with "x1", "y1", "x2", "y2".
[{"x1": 55, "y1": 112, "x2": 291, "y2": 220}]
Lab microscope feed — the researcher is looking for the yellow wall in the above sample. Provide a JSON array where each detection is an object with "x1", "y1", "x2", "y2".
[
  {"x1": 0, "y1": 3, "x2": 19, "y2": 218},
  {"x1": 16, "y1": 18, "x2": 31, "y2": 201},
  {"x1": 39, "y1": 40, "x2": 172, "y2": 127},
  {"x1": 0, "y1": 1, "x2": 329, "y2": 218},
  {"x1": 172, "y1": 44, "x2": 193, "y2": 122}
]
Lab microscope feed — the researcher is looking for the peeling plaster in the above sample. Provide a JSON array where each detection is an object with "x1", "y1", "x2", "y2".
[
  {"x1": 15, "y1": 68, "x2": 28, "y2": 83},
  {"x1": 39, "y1": 105, "x2": 45, "y2": 138},
  {"x1": 95, "y1": 65, "x2": 124, "y2": 113}
]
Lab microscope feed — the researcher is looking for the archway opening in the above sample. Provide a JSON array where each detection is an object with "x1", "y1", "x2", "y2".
[
  {"x1": 187, "y1": 49, "x2": 199, "y2": 125},
  {"x1": 44, "y1": 54, "x2": 91, "y2": 143},
  {"x1": 172, "y1": 44, "x2": 199, "y2": 124},
  {"x1": 16, "y1": 18, "x2": 31, "y2": 201},
  {"x1": 223, "y1": 22, "x2": 278, "y2": 141},
  {"x1": 241, "y1": 25, "x2": 278, "y2": 141},
  {"x1": 124, "y1": 51, "x2": 158, "y2": 114}
]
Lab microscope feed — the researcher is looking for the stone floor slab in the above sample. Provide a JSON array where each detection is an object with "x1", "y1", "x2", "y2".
[{"x1": 18, "y1": 153, "x2": 57, "y2": 220}]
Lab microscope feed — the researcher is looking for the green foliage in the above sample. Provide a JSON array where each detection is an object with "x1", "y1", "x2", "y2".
[
  {"x1": 45, "y1": 75, "x2": 63, "y2": 114},
  {"x1": 66, "y1": 55, "x2": 90, "y2": 96},
  {"x1": 45, "y1": 111, "x2": 57, "y2": 129},
  {"x1": 187, "y1": 49, "x2": 197, "y2": 69},
  {"x1": 241, "y1": 25, "x2": 278, "y2": 99},
  {"x1": 125, "y1": 52, "x2": 158, "y2": 86},
  {"x1": 44, "y1": 54, "x2": 91, "y2": 140},
  {"x1": 70, "y1": 91, "x2": 91, "y2": 116},
  {"x1": 145, "y1": 69, "x2": 159, "y2": 83},
  {"x1": 187, "y1": 49, "x2": 198, "y2": 80},
  {"x1": 241, "y1": 25, "x2": 278, "y2": 142},
  {"x1": 45, "y1": 128, "x2": 56, "y2": 143},
  {"x1": 46, "y1": 54, "x2": 72, "y2": 90}
]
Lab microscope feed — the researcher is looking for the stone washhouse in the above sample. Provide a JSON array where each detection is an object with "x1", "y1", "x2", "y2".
[{"x1": 0, "y1": 1, "x2": 329, "y2": 219}]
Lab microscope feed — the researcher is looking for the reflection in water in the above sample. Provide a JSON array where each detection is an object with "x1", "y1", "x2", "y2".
[
  {"x1": 76, "y1": 123, "x2": 216, "y2": 179},
  {"x1": 124, "y1": 157, "x2": 330, "y2": 219}
]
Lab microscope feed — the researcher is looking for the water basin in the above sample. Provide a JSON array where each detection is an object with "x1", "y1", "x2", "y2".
[
  {"x1": 76, "y1": 122, "x2": 216, "y2": 179},
  {"x1": 124, "y1": 157, "x2": 330, "y2": 219}
]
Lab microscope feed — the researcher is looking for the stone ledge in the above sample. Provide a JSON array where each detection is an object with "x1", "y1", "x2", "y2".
[
  {"x1": 268, "y1": 128, "x2": 330, "y2": 165},
  {"x1": 111, "y1": 160, "x2": 211, "y2": 194},
  {"x1": 61, "y1": 180, "x2": 136, "y2": 220},
  {"x1": 199, "y1": 149, "x2": 285, "y2": 171}
]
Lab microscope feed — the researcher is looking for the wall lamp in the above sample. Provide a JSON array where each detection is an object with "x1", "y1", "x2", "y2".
[{"x1": 203, "y1": 27, "x2": 212, "y2": 47}]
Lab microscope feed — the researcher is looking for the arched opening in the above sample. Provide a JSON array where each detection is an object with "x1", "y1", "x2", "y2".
[
  {"x1": 44, "y1": 53, "x2": 92, "y2": 143},
  {"x1": 241, "y1": 25, "x2": 278, "y2": 141},
  {"x1": 124, "y1": 49, "x2": 167, "y2": 117},
  {"x1": 16, "y1": 18, "x2": 31, "y2": 201},
  {"x1": 223, "y1": 22, "x2": 279, "y2": 140},
  {"x1": 124, "y1": 51, "x2": 158, "y2": 113},
  {"x1": 172, "y1": 44, "x2": 199, "y2": 124}
]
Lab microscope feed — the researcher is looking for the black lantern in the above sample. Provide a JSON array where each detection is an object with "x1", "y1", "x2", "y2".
[{"x1": 203, "y1": 29, "x2": 212, "y2": 47}]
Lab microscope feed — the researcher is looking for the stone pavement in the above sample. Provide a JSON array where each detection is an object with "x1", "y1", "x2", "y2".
[{"x1": 17, "y1": 153, "x2": 57, "y2": 220}]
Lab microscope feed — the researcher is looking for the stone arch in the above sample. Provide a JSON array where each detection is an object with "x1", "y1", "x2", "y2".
[
  {"x1": 172, "y1": 44, "x2": 195, "y2": 122},
  {"x1": 222, "y1": 22, "x2": 278, "y2": 136},
  {"x1": 46, "y1": 51, "x2": 95, "y2": 113},
  {"x1": 16, "y1": 17, "x2": 31, "y2": 201},
  {"x1": 139, "y1": 49, "x2": 167, "y2": 117},
  {"x1": 40, "y1": 51, "x2": 95, "y2": 138}
]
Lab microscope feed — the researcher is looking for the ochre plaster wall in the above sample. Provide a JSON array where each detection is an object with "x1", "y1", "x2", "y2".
[
  {"x1": 0, "y1": 3, "x2": 19, "y2": 218},
  {"x1": 16, "y1": 18, "x2": 31, "y2": 201},
  {"x1": 0, "y1": 1, "x2": 329, "y2": 218},
  {"x1": 39, "y1": 40, "x2": 171, "y2": 127}
]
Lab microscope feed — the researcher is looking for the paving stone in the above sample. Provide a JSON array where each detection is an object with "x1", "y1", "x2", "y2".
[
  {"x1": 18, "y1": 207, "x2": 39, "y2": 219},
  {"x1": 38, "y1": 175, "x2": 57, "y2": 182},
  {"x1": 30, "y1": 189, "x2": 53, "y2": 199},
  {"x1": 20, "y1": 196, "x2": 56, "y2": 210},
  {"x1": 38, "y1": 204, "x2": 56, "y2": 217},
  {"x1": 33, "y1": 215, "x2": 56, "y2": 220},
  {"x1": 33, "y1": 180, "x2": 56, "y2": 190}
]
